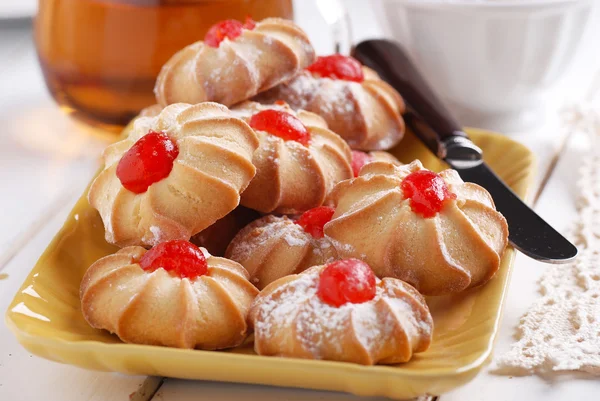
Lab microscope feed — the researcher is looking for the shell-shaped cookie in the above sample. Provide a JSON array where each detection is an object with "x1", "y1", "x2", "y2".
[
  {"x1": 248, "y1": 265, "x2": 433, "y2": 365},
  {"x1": 324, "y1": 160, "x2": 509, "y2": 295},
  {"x1": 253, "y1": 68, "x2": 405, "y2": 151},
  {"x1": 350, "y1": 149, "x2": 402, "y2": 178},
  {"x1": 232, "y1": 101, "x2": 352, "y2": 214},
  {"x1": 88, "y1": 102, "x2": 259, "y2": 247},
  {"x1": 226, "y1": 215, "x2": 338, "y2": 289},
  {"x1": 80, "y1": 246, "x2": 259, "y2": 349},
  {"x1": 155, "y1": 18, "x2": 315, "y2": 107},
  {"x1": 368, "y1": 151, "x2": 402, "y2": 165}
]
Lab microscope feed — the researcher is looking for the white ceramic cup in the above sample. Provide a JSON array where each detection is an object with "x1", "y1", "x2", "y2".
[{"x1": 372, "y1": 0, "x2": 598, "y2": 131}]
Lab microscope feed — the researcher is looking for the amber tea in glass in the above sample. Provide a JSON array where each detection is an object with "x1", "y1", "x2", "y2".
[{"x1": 35, "y1": 0, "x2": 294, "y2": 131}]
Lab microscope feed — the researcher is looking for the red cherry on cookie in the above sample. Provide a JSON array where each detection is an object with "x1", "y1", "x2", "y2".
[
  {"x1": 351, "y1": 150, "x2": 372, "y2": 177},
  {"x1": 401, "y1": 170, "x2": 456, "y2": 218},
  {"x1": 249, "y1": 109, "x2": 310, "y2": 145},
  {"x1": 318, "y1": 259, "x2": 377, "y2": 307},
  {"x1": 306, "y1": 55, "x2": 365, "y2": 82},
  {"x1": 204, "y1": 17, "x2": 256, "y2": 48},
  {"x1": 139, "y1": 240, "x2": 208, "y2": 279},
  {"x1": 117, "y1": 130, "x2": 179, "y2": 194},
  {"x1": 296, "y1": 206, "x2": 335, "y2": 239}
]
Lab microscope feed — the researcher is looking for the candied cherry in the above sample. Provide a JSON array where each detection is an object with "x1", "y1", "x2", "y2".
[
  {"x1": 401, "y1": 170, "x2": 456, "y2": 218},
  {"x1": 204, "y1": 17, "x2": 256, "y2": 48},
  {"x1": 249, "y1": 109, "x2": 310, "y2": 145},
  {"x1": 306, "y1": 54, "x2": 364, "y2": 82},
  {"x1": 139, "y1": 240, "x2": 208, "y2": 279},
  {"x1": 117, "y1": 130, "x2": 179, "y2": 194},
  {"x1": 317, "y1": 259, "x2": 376, "y2": 307},
  {"x1": 351, "y1": 150, "x2": 372, "y2": 177},
  {"x1": 295, "y1": 206, "x2": 335, "y2": 239}
]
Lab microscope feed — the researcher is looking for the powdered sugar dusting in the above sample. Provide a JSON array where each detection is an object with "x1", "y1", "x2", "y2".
[
  {"x1": 254, "y1": 272, "x2": 315, "y2": 338},
  {"x1": 283, "y1": 230, "x2": 309, "y2": 247},
  {"x1": 319, "y1": 79, "x2": 358, "y2": 116},
  {"x1": 327, "y1": 237, "x2": 357, "y2": 256},
  {"x1": 256, "y1": 73, "x2": 358, "y2": 124},
  {"x1": 256, "y1": 73, "x2": 356, "y2": 117},
  {"x1": 263, "y1": 35, "x2": 274, "y2": 46},
  {"x1": 310, "y1": 238, "x2": 337, "y2": 263},
  {"x1": 351, "y1": 301, "x2": 390, "y2": 353},
  {"x1": 228, "y1": 216, "x2": 309, "y2": 262},
  {"x1": 141, "y1": 225, "x2": 163, "y2": 247},
  {"x1": 254, "y1": 72, "x2": 319, "y2": 110},
  {"x1": 252, "y1": 267, "x2": 425, "y2": 360},
  {"x1": 259, "y1": 218, "x2": 309, "y2": 249},
  {"x1": 384, "y1": 298, "x2": 421, "y2": 341}
]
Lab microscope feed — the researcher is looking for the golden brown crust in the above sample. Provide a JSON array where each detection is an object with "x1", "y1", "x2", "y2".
[
  {"x1": 248, "y1": 265, "x2": 433, "y2": 365},
  {"x1": 154, "y1": 18, "x2": 315, "y2": 107},
  {"x1": 139, "y1": 104, "x2": 163, "y2": 118},
  {"x1": 232, "y1": 101, "x2": 353, "y2": 214},
  {"x1": 324, "y1": 160, "x2": 509, "y2": 295},
  {"x1": 225, "y1": 215, "x2": 338, "y2": 289},
  {"x1": 88, "y1": 103, "x2": 259, "y2": 248},
  {"x1": 80, "y1": 246, "x2": 259, "y2": 349},
  {"x1": 369, "y1": 150, "x2": 402, "y2": 166},
  {"x1": 253, "y1": 68, "x2": 405, "y2": 151}
]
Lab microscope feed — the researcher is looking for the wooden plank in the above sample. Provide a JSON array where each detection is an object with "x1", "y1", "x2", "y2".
[
  {"x1": 0, "y1": 189, "x2": 153, "y2": 401},
  {"x1": 440, "y1": 90, "x2": 600, "y2": 401},
  {"x1": 151, "y1": 379, "x2": 433, "y2": 401},
  {"x1": 0, "y1": 22, "x2": 153, "y2": 401},
  {"x1": 440, "y1": 130, "x2": 600, "y2": 401}
]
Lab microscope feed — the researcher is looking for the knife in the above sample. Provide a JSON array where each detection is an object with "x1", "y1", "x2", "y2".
[{"x1": 352, "y1": 39, "x2": 578, "y2": 263}]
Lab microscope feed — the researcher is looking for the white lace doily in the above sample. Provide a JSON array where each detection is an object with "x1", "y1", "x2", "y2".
[{"x1": 493, "y1": 103, "x2": 600, "y2": 376}]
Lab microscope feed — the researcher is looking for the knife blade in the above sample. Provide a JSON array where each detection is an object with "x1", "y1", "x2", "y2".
[{"x1": 353, "y1": 39, "x2": 578, "y2": 263}]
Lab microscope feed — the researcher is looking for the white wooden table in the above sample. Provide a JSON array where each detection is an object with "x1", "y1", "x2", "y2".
[{"x1": 1, "y1": 2, "x2": 599, "y2": 400}]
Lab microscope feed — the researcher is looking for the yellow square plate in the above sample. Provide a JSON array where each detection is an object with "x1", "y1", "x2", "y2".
[{"x1": 6, "y1": 128, "x2": 535, "y2": 400}]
